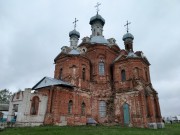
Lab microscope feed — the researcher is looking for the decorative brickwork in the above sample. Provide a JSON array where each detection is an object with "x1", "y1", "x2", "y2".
[{"x1": 30, "y1": 13, "x2": 163, "y2": 128}]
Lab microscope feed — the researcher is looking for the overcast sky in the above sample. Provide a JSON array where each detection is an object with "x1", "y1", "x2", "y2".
[{"x1": 0, "y1": 0, "x2": 180, "y2": 117}]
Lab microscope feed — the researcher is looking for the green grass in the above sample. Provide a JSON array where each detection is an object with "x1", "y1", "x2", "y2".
[{"x1": 1, "y1": 124, "x2": 180, "y2": 135}]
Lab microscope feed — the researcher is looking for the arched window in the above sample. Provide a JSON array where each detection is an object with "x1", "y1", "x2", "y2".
[
  {"x1": 82, "y1": 68, "x2": 86, "y2": 81},
  {"x1": 81, "y1": 102, "x2": 86, "y2": 115},
  {"x1": 68, "y1": 100, "x2": 73, "y2": 114},
  {"x1": 99, "y1": 62, "x2": 105, "y2": 75},
  {"x1": 121, "y1": 70, "x2": 126, "y2": 82},
  {"x1": 59, "y1": 68, "x2": 63, "y2": 80},
  {"x1": 30, "y1": 96, "x2": 39, "y2": 115},
  {"x1": 99, "y1": 101, "x2": 106, "y2": 117}
]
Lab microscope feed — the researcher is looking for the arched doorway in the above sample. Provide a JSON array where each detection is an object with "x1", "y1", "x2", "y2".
[{"x1": 123, "y1": 103, "x2": 130, "y2": 125}]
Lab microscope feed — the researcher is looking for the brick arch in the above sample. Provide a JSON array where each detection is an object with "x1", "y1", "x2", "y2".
[
  {"x1": 97, "y1": 54, "x2": 106, "y2": 61},
  {"x1": 30, "y1": 96, "x2": 40, "y2": 115}
]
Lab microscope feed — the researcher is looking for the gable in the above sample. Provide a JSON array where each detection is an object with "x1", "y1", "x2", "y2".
[{"x1": 32, "y1": 77, "x2": 74, "y2": 90}]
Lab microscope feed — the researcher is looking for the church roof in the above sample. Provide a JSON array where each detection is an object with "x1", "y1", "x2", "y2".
[
  {"x1": 69, "y1": 29, "x2": 80, "y2": 38},
  {"x1": 90, "y1": 36, "x2": 108, "y2": 44},
  {"x1": 122, "y1": 32, "x2": 134, "y2": 41},
  {"x1": 68, "y1": 49, "x2": 80, "y2": 55},
  {"x1": 32, "y1": 77, "x2": 74, "y2": 90},
  {"x1": 113, "y1": 50, "x2": 151, "y2": 65},
  {"x1": 89, "y1": 14, "x2": 105, "y2": 26},
  {"x1": 126, "y1": 50, "x2": 138, "y2": 58}
]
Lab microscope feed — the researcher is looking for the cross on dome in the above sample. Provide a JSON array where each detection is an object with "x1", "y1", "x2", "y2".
[
  {"x1": 73, "y1": 18, "x2": 78, "y2": 30},
  {"x1": 95, "y1": 2, "x2": 101, "y2": 14},
  {"x1": 124, "y1": 20, "x2": 131, "y2": 33}
]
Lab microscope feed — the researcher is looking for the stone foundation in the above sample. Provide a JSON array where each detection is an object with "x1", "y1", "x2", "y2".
[
  {"x1": 157, "y1": 122, "x2": 165, "y2": 128},
  {"x1": 148, "y1": 123, "x2": 157, "y2": 129}
]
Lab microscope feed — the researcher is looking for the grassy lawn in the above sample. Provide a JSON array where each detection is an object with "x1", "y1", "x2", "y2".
[{"x1": 1, "y1": 124, "x2": 180, "y2": 135}]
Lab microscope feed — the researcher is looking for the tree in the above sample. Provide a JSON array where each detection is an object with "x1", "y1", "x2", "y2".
[{"x1": 0, "y1": 89, "x2": 12, "y2": 104}]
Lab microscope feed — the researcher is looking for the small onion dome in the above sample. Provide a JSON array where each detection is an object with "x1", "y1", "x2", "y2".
[
  {"x1": 69, "y1": 29, "x2": 80, "y2": 38},
  {"x1": 122, "y1": 32, "x2": 134, "y2": 41},
  {"x1": 89, "y1": 14, "x2": 105, "y2": 26}
]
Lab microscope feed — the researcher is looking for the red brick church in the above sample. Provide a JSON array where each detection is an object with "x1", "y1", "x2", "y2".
[{"x1": 30, "y1": 9, "x2": 163, "y2": 128}]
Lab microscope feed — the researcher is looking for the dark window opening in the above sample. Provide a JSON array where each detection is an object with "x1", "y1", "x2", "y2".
[
  {"x1": 81, "y1": 102, "x2": 86, "y2": 115},
  {"x1": 68, "y1": 100, "x2": 73, "y2": 114},
  {"x1": 121, "y1": 70, "x2": 126, "y2": 82},
  {"x1": 59, "y1": 68, "x2": 63, "y2": 80}
]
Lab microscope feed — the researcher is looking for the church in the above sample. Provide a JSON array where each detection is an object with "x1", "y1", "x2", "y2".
[{"x1": 8, "y1": 6, "x2": 164, "y2": 128}]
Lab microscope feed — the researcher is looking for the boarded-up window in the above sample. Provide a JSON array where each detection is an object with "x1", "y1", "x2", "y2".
[
  {"x1": 99, "y1": 101, "x2": 106, "y2": 117},
  {"x1": 30, "y1": 96, "x2": 39, "y2": 115},
  {"x1": 68, "y1": 100, "x2": 73, "y2": 114}
]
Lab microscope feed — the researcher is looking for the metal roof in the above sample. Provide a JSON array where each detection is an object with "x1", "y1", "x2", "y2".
[
  {"x1": 127, "y1": 50, "x2": 138, "y2": 58},
  {"x1": 90, "y1": 14, "x2": 105, "y2": 26},
  {"x1": 122, "y1": 32, "x2": 134, "y2": 41},
  {"x1": 69, "y1": 49, "x2": 80, "y2": 55},
  {"x1": 69, "y1": 29, "x2": 80, "y2": 38},
  {"x1": 90, "y1": 36, "x2": 108, "y2": 44},
  {"x1": 32, "y1": 77, "x2": 73, "y2": 90}
]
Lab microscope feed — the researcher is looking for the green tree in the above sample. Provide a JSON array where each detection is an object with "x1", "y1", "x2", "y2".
[{"x1": 0, "y1": 89, "x2": 12, "y2": 104}]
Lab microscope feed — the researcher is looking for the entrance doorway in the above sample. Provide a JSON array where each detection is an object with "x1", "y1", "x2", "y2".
[{"x1": 123, "y1": 103, "x2": 130, "y2": 125}]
